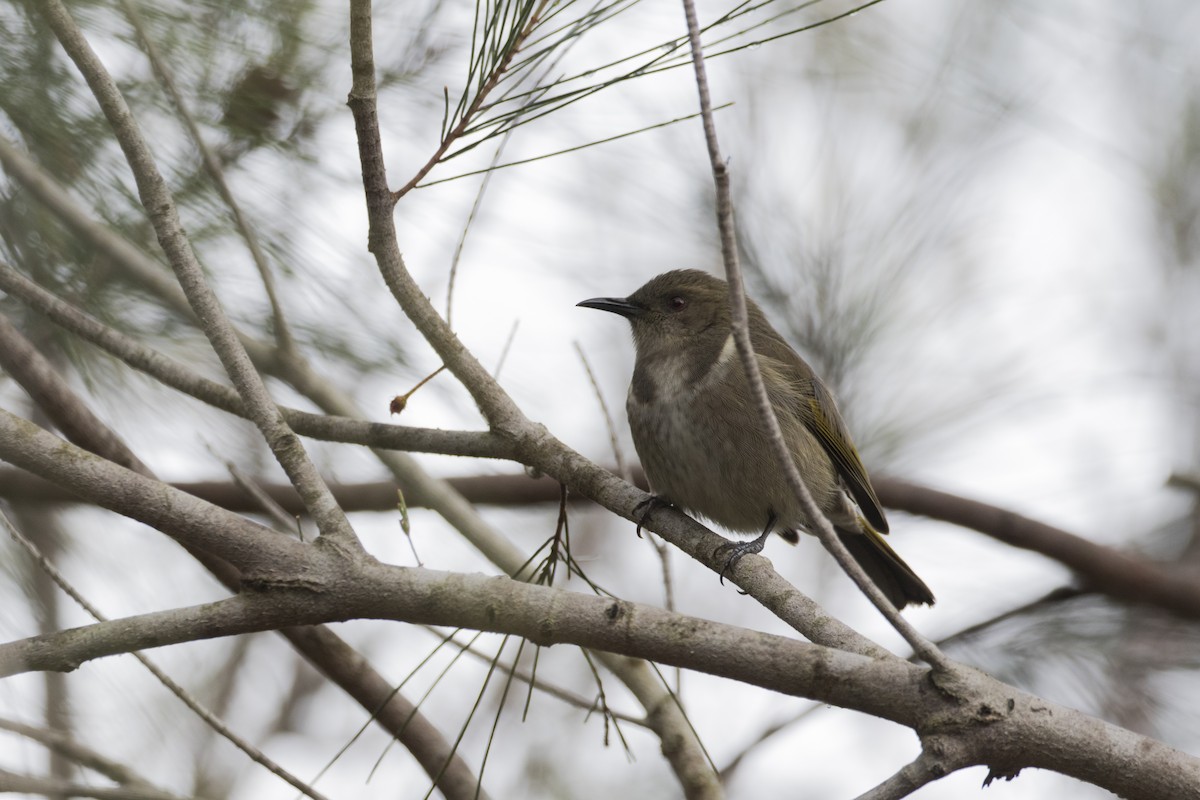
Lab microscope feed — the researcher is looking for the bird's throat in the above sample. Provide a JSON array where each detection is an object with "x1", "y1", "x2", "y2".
[{"x1": 631, "y1": 332, "x2": 735, "y2": 404}]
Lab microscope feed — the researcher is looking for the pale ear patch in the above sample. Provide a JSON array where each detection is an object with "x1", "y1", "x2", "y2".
[{"x1": 715, "y1": 332, "x2": 737, "y2": 367}]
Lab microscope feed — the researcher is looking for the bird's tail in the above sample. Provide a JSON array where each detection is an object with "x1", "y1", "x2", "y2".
[{"x1": 836, "y1": 522, "x2": 935, "y2": 610}]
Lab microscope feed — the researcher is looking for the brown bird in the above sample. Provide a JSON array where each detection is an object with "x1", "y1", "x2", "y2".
[{"x1": 579, "y1": 269, "x2": 934, "y2": 609}]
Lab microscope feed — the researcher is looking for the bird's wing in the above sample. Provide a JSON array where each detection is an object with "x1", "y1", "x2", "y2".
[{"x1": 751, "y1": 320, "x2": 890, "y2": 534}]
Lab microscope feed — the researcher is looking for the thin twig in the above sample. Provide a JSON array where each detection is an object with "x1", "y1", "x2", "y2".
[
  {"x1": 676, "y1": 0, "x2": 951, "y2": 672},
  {"x1": 226, "y1": 461, "x2": 304, "y2": 535},
  {"x1": 493, "y1": 319, "x2": 521, "y2": 379},
  {"x1": 394, "y1": 0, "x2": 551, "y2": 199},
  {"x1": 116, "y1": 0, "x2": 296, "y2": 355},
  {"x1": 0, "y1": 717, "x2": 175, "y2": 795},
  {"x1": 39, "y1": 0, "x2": 360, "y2": 554},
  {"x1": 572, "y1": 342, "x2": 629, "y2": 481},
  {"x1": 0, "y1": 510, "x2": 331, "y2": 800}
]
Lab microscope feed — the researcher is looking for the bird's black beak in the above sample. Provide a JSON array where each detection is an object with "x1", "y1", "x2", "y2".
[{"x1": 577, "y1": 296, "x2": 643, "y2": 319}]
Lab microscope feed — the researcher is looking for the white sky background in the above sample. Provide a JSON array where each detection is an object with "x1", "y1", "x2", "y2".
[{"x1": 3, "y1": 0, "x2": 1200, "y2": 798}]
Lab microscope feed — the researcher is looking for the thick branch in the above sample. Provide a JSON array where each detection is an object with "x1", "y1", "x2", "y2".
[
  {"x1": 2, "y1": 563, "x2": 1198, "y2": 800},
  {"x1": 0, "y1": 345, "x2": 485, "y2": 800},
  {"x1": 876, "y1": 478, "x2": 1200, "y2": 616},
  {"x1": 0, "y1": 409, "x2": 315, "y2": 584}
]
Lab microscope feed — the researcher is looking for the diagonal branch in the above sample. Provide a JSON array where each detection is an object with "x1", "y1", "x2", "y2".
[
  {"x1": 38, "y1": 0, "x2": 360, "y2": 554},
  {"x1": 0, "y1": 260, "x2": 511, "y2": 461},
  {"x1": 1, "y1": 509, "x2": 330, "y2": 800},
  {"x1": 675, "y1": 0, "x2": 951, "y2": 672},
  {"x1": 0, "y1": 317, "x2": 486, "y2": 800}
]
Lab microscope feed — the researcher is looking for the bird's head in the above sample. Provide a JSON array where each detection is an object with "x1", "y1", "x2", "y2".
[{"x1": 577, "y1": 270, "x2": 732, "y2": 361}]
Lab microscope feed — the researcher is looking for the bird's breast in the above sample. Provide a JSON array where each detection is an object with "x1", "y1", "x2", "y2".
[
  {"x1": 627, "y1": 353, "x2": 780, "y2": 532},
  {"x1": 626, "y1": 343, "x2": 842, "y2": 534}
]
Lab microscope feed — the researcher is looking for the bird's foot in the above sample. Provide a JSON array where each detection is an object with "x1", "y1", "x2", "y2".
[
  {"x1": 713, "y1": 529, "x2": 773, "y2": 586},
  {"x1": 714, "y1": 512, "x2": 778, "y2": 586},
  {"x1": 633, "y1": 495, "x2": 673, "y2": 538}
]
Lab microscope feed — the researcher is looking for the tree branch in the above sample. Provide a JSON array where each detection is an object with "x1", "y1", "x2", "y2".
[
  {"x1": 39, "y1": 0, "x2": 361, "y2": 554},
  {"x1": 0, "y1": 408, "x2": 316, "y2": 583},
  {"x1": 0, "y1": 326, "x2": 486, "y2": 800},
  {"x1": 2, "y1": 562, "x2": 1198, "y2": 800},
  {"x1": 876, "y1": 478, "x2": 1200, "y2": 616},
  {"x1": 855, "y1": 741, "x2": 971, "y2": 800},
  {"x1": 1, "y1": 509, "x2": 330, "y2": 800},
  {"x1": 675, "y1": 0, "x2": 949, "y2": 671},
  {"x1": 0, "y1": 260, "x2": 512, "y2": 461}
]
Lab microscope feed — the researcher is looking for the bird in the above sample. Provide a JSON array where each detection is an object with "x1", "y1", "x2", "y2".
[{"x1": 578, "y1": 269, "x2": 934, "y2": 609}]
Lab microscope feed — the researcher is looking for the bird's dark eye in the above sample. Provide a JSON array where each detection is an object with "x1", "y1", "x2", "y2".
[{"x1": 667, "y1": 295, "x2": 688, "y2": 312}]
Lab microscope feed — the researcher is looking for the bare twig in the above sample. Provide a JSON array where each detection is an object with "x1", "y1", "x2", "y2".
[
  {"x1": 0, "y1": 769, "x2": 190, "y2": 800},
  {"x1": 0, "y1": 509, "x2": 331, "y2": 800},
  {"x1": 493, "y1": 318, "x2": 520, "y2": 379},
  {"x1": 675, "y1": 0, "x2": 950, "y2": 672},
  {"x1": 39, "y1": 0, "x2": 360, "y2": 554},
  {"x1": 573, "y1": 342, "x2": 629, "y2": 481},
  {"x1": 447, "y1": 132, "x2": 512, "y2": 328},
  {"x1": 225, "y1": 461, "x2": 304, "y2": 535},
  {"x1": 0, "y1": 717, "x2": 171, "y2": 794},
  {"x1": 116, "y1": 0, "x2": 296, "y2": 354}
]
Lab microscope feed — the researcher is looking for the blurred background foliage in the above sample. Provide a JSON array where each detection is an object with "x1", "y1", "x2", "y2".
[{"x1": 1, "y1": 0, "x2": 1199, "y2": 797}]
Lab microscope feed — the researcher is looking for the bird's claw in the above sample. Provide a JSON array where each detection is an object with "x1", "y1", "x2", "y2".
[
  {"x1": 713, "y1": 535, "x2": 769, "y2": 588},
  {"x1": 633, "y1": 495, "x2": 672, "y2": 538}
]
